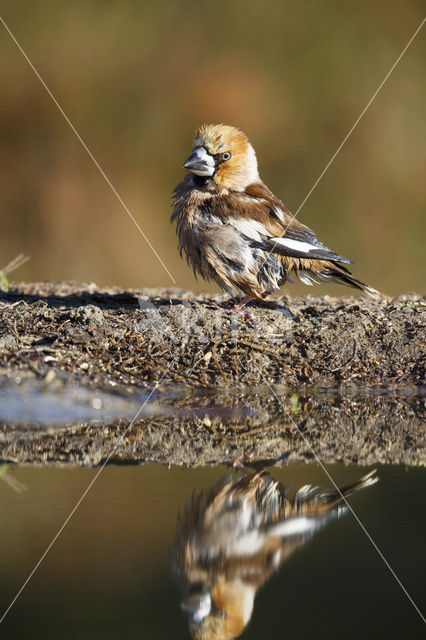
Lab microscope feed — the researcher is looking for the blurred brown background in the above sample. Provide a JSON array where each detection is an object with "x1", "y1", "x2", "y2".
[{"x1": 1, "y1": 1, "x2": 425, "y2": 296}]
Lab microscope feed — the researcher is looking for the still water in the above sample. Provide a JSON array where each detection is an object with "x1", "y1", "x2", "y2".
[{"x1": 0, "y1": 463, "x2": 424, "y2": 639}]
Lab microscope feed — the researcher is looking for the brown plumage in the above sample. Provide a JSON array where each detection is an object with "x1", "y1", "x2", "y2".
[
  {"x1": 173, "y1": 468, "x2": 378, "y2": 640},
  {"x1": 172, "y1": 124, "x2": 378, "y2": 305}
]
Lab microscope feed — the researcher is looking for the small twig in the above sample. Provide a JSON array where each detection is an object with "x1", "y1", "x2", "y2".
[{"x1": 330, "y1": 337, "x2": 357, "y2": 372}]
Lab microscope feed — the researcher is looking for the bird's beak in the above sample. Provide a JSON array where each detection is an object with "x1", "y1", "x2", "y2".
[
  {"x1": 181, "y1": 591, "x2": 212, "y2": 623},
  {"x1": 183, "y1": 147, "x2": 215, "y2": 177}
]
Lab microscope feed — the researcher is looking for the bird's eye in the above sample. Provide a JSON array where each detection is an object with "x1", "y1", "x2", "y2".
[{"x1": 222, "y1": 151, "x2": 231, "y2": 161}]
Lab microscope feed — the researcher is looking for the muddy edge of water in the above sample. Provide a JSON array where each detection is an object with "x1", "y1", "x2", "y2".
[
  {"x1": 0, "y1": 282, "x2": 424, "y2": 466},
  {"x1": 1, "y1": 389, "x2": 424, "y2": 466}
]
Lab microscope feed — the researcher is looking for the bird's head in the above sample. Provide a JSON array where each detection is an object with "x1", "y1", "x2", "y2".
[
  {"x1": 183, "y1": 124, "x2": 259, "y2": 191},
  {"x1": 183, "y1": 581, "x2": 254, "y2": 640}
]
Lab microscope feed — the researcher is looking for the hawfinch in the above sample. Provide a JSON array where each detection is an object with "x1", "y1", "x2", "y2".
[
  {"x1": 172, "y1": 124, "x2": 378, "y2": 307},
  {"x1": 173, "y1": 469, "x2": 378, "y2": 640}
]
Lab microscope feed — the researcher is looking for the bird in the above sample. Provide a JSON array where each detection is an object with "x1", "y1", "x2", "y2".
[
  {"x1": 171, "y1": 124, "x2": 378, "y2": 309},
  {"x1": 173, "y1": 468, "x2": 378, "y2": 640}
]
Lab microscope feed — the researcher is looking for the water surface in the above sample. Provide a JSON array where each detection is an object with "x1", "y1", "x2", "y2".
[{"x1": 0, "y1": 463, "x2": 424, "y2": 638}]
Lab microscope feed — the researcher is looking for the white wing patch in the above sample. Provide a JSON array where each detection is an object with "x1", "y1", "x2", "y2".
[
  {"x1": 269, "y1": 516, "x2": 321, "y2": 538},
  {"x1": 274, "y1": 237, "x2": 319, "y2": 254}
]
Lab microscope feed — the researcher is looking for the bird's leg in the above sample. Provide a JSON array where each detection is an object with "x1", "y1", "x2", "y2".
[
  {"x1": 232, "y1": 454, "x2": 252, "y2": 473},
  {"x1": 206, "y1": 296, "x2": 261, "y2": 317},
  {"x1": 219, "y1": 454, "x2": 254, "y2": 474},
  {"x1": 205, "y1": 299, "x2": 250, "y2": 315},
  {"x1": 206, "y1": 296, "x2": 254, "y2": 316},
  {"x1": 233, "y1": 296, "x2": 256, "y2": 312}
]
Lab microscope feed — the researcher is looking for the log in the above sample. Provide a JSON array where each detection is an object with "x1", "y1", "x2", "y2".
[{"x1": 0, "y1": 282, "x2": 424, "y2": 466}]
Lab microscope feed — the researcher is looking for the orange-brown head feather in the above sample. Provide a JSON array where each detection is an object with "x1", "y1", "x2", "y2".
[{"x1": 192, "y1": 124, "x2": 259, "y2": 191}]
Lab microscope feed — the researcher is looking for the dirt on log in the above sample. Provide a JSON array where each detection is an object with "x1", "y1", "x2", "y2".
[
  {"x1": 0, "y1": 281, "x2": 424, "y2": 388},
  {"x1": 0, "y1": 282, "x2": 424, "y2": 467}
]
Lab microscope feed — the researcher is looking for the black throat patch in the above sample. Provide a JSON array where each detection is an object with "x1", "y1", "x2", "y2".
[{"x1": 193, "y1": 175, "x2": 209, "y2": 188}]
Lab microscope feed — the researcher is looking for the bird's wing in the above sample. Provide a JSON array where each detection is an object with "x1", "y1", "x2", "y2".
[
  {"x1": 214, "y1": 182, "x2": 354, "y2": 265},
  {"x1": 257, "y1": 227, "x2": 355, "y2": 264}
]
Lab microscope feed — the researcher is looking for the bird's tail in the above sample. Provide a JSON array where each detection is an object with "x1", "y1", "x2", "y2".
[
  {"x1": 295, "y1": 469, "x2": 379, "y2": 514},
  {"x1": 296, "y1": 261, "x2": 380, "y2": 297}
]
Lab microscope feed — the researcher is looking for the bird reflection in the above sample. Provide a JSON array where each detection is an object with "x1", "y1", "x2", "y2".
[{"x1": 173, "y1": 467, "x2": 378, "y2": 640}]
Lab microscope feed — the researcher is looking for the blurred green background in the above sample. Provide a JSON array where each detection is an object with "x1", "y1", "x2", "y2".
[{"x1": 1, "y1": 0, "x2": 425, "y2": 296}]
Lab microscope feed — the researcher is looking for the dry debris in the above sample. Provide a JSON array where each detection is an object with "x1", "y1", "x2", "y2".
[{"x1": 0, "y1": 282, "x2": 424, "y2": 466}]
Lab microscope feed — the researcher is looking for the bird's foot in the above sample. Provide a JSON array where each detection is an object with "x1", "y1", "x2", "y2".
[
  {"x1": 206, "y1": 297, "x2": 291, "y2": 318},
  {"x1": 233, "y1": 296, "x2": 256, "y2": 312},
  {"x1": 205, "y1": 299, "x2": 250, "y2": 315},
  {"x1": 219, "y1": 454, "x2": 253, "y2": 474},
  {"x1": 209, "y1": 297, "x2": 254, "y2": 317}
]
